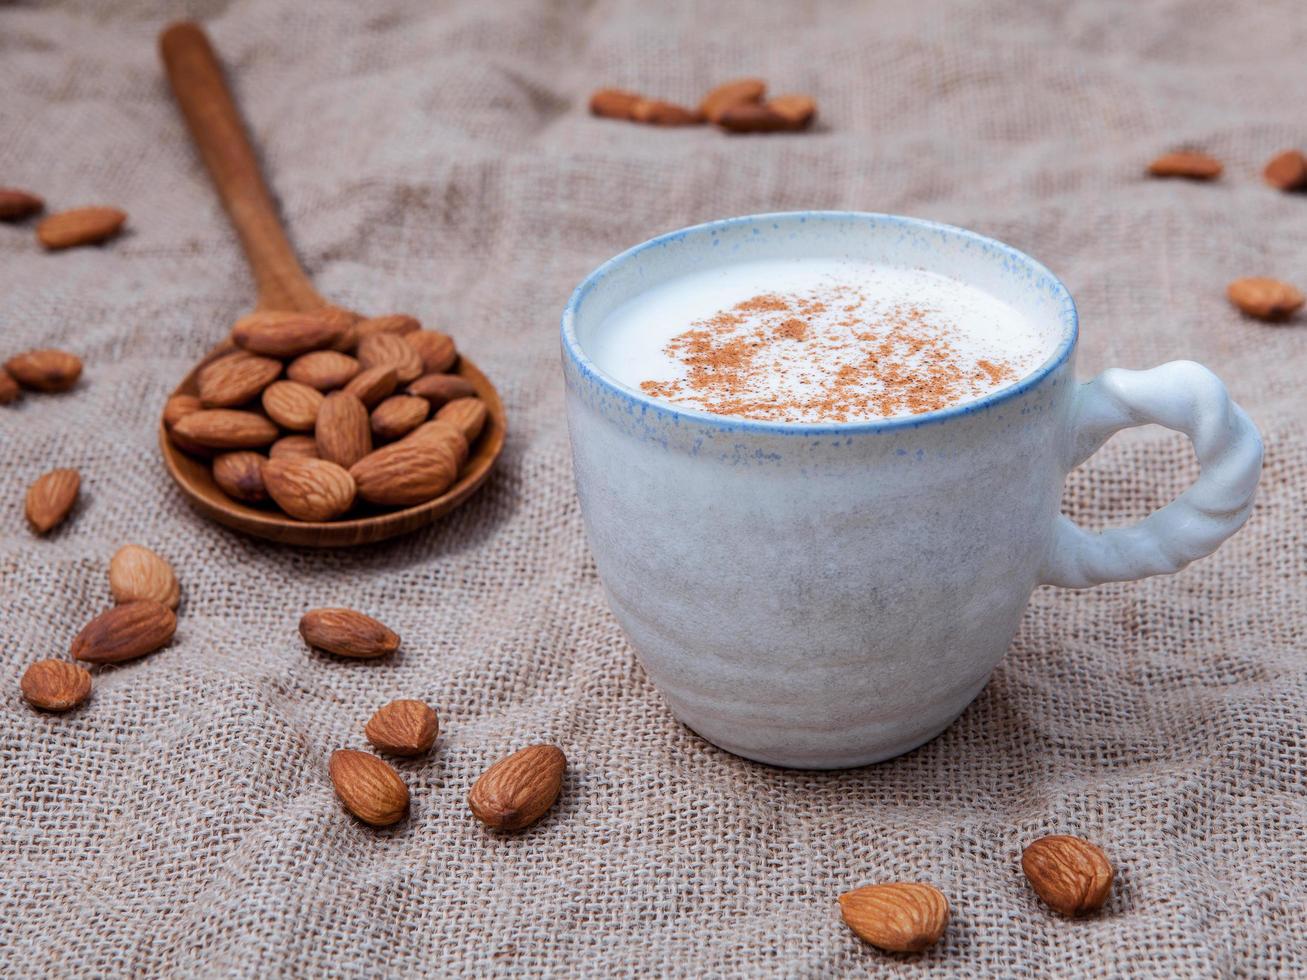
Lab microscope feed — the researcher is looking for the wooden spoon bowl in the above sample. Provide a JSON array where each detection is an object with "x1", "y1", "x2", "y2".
[{"x1": 159, "y1": 22, "x2": 504, "y2": 547}]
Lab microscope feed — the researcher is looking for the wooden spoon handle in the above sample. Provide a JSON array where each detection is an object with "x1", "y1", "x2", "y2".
[{"x1": 160, "y1": 21, "x2": 325, "y2": 313}]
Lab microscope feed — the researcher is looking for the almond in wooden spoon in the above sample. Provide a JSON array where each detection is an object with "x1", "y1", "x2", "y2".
[
  {"x1": 356, "y1": 314, "x2": 420, "y2": 341},
  {"x1": 349, "y1": 439, "x2": 460, "y2": 507},
  {"x1": 359, "y1": 333, "x2": 423, "y2": 385},
  {"x1": 231, "y1": 310, "x2": 344, "y2": 357},
  {"x1": 287, "y1": 350, "x2": 359, "y2": 390},
  {"x1": 21, "y1": 659, "x2": 92, "y2": 712},
  {"x1": 262, "y1": 380, "x2": 323, "y2": 431},
  {"x1": 109, "y1": 544, "x2": 180, "y2": 609},
  {"x1": 71, "y1": 600, "x2": 176, "y2": 664},
  {"x1": 197, "y1": 350, "x2": 281, "y2": 407},
  {"x1": 163, "y1": 393, "x2": 203, "y2": 428},
  {"x1": 299, "y1": 608, "x2": 399, "y2": 658},
  {"x1": 26, "y1": 468, "x2": 80, "y2": 534},
  {"x1": 365, "y1": 699, "x2": 438, "y2": 756},
  {"x1": 343, "y1": 365, "x2": 399, "y2": 408},
  {"x1": 468, "y1": 744, "x2": 566, "y2": 831},
  {"x1": 403, "y1": 330, "x2": 458, "y2": 374},
  {"x1": 435, "y1": 397, "x2": 487, "y2": 443},
  {"x1": 407, "y1": 373, "x2": 476, "y2": 407},
  {"x1": 269, "y1": 434, "x2": 319, "y2": 460},
  {"x1": 263, "y1": 457, "x2": 355, "y2": 520},
  {"x1": 212, "y1": 451, "x2": 268, "y2": 503},
  {"x1": 172, "y1": 409, "x2": 278, "y2": 450},
  {"x1": 371, "y1": 395, "x2": 429, "y2": 441},
  {"x1": 329, "y1": 749, "x2": 409, "y2": 827}
]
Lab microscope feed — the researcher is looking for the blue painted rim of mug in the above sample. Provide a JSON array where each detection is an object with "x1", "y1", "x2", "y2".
[{"x1": 560, "y1": 211, "x2": 1080, "y2": 435}]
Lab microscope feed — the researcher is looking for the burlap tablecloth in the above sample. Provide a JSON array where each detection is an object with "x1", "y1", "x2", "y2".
[{"x1": 2, "y1": 1, "x2": 1304, "y2": 976}]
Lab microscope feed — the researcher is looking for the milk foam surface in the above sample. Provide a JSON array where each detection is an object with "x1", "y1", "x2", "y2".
[{"x1": 589, "y1": 258, "x2": 1054, "y2": 422}]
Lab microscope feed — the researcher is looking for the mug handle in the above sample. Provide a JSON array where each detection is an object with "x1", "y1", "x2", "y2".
[{"x1": 1039, "y1": 361, "x2": 1263, "y2": 589}]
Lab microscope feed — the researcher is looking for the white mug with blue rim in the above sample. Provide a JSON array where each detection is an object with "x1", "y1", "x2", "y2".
[{"x1": 561, "y1": 212, "x2": 1262, "y2": 769}]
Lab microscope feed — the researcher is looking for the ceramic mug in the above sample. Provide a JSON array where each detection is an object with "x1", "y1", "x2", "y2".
[{"x1": 561, "y1": 212, "x2": 1262, "y2": 769}]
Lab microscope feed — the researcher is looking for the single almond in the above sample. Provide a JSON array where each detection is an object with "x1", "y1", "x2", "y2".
[
  {"x1": 468, "y1": 744, "x2": 566, "y2": 831},
  {"x1": 318, "y1": 306, "x2": 362, "y2": 351},
  {"x1": 231, "y1": 310, "x2": 344, "y2": 358},
  {"x1": 344, "y1": 365, "x2": 399, "y2": 408},
  {"x1": 0, "y1": 368, "x2": 20, "y2": 405},
  {"x1": 1227, "y1": 277, "x2": 1305, "y2": 321},
  {"x1": 1263, "y1": 149, "x2": 1307, "y2": 191},
  {"x1": 349, "y1": 439, "x2": 460, "y2": 507},
  {"x1": 631, "y1": 99, "x2": 702, "y2": 126},
  {"x1": 162, "y1": 393, "x2": 203, "y2": 428},
  {"x1": 263, "y1": 457, "x2": 356, "y2": 521},
  {"x1": 329, "y1": 749, "x2": 409, "y2": 827},
  {"x1": 402, "y1": 419, "x2": 470, "y2": 468},
  {"x1": 109, "y1": 544, "x2": 180, "y2": 609},
  {"x1": 26, "y1": 468, "x2": 80, "y2": 534},
  {"x1": 1021, "y1": 835, "x2": 1114, "y2": 916},
  {"x1": 407, "y1": 372, "x2": 476, "y2": 407},
  {"x1": 172, "y1": 409, "x2": 278, "y2": 450},
  {"x1": 5, "y1": 349, "x2": 83, "y2": 392},
  {"x1": 371, "y1": 395, "x2": 429, "y2": 441},
  {"x1": 358, "y1": 333, "x2": 424, "y2": 385},
  {"x1": 262, "y1": 380, "x2": 324, "y2": 431},
  {"x1": 71, "y1": 600, "x2": 176, "y2": 664},
  {"x1": 435, "y1": 397, "x2": 487, "y2": 443},
  {"x1": 838, "y1": 883, "x2": 949, "y2": 953},
  {"x1": 0, "y1": 187, "x2": 44, "y2": 221},
  {"x1": 20, "y1": 659, "x2": 91, "y2": 712},
  {"x1": 355, "y1": 314, "x2": 420, "y2": 342},
  {"x1": 37, "y1": 206, "x2": 126, "y2": 249},
  {"x1": 365, "y1": 699, "x2": 439, "y2": 756},
  {"x1": 700, "y1": 77, "x2": 766, "y2": 123},
  {"x1": 300, "y1": 607, "x2": 400, "y2": 658},
  {"x1": 767, "y1": 94, "x2": 817, "y2": 129},
  {"x1": 1147, "y1": 150, "x2": 1222, "y2": 180},
  {"x1": 212, "y1": 451, "x2": 268, "y2": 504},
  {"x1": 589, "y1": 88, "x2": 643, "y2": 120},
  {"x1": 287, "y1": 350, "x2": 360, "y2": 390},
  {"x1": 403, "y1": 330, "x2": 458, "y2": 374},
  {"x1": 198, "y1": 350, "x2": 282, "y2": 407},
  {"x1": 315, "y1": 391, "x2": 372, "y2": 467},
  {"x1": 717, "y1": 102, "x2": 791, "y2": 133},
  {"x1": 269, "y1": 434, "x2": 320, "y2": 460}
]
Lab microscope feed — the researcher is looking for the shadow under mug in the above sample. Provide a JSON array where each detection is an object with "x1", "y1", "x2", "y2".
[{"x1": 561, "y1": 212, "x2": 1262, "y2": 769}]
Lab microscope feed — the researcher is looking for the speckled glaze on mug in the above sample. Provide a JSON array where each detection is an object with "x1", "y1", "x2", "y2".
[{"x1": 561, "y1": 212, "x2": 1262, "y2": 769}]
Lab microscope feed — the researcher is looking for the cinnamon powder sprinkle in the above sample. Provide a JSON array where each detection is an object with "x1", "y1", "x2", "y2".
[{"x1": 639, "y1": 286, "x2": 1017, "y2": 422}]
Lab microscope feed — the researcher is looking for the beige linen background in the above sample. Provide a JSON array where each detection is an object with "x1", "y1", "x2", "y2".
[{"x1": 2, "y1": 0, "x2": 1304, "y2": 976}]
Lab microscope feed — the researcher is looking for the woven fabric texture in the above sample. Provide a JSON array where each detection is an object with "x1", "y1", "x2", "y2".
[{"x1": 1, "y1": 1, "x2": 1304, "y2": 976}]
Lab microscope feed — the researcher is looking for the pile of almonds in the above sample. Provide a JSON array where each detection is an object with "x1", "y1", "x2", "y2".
[
  {"x1": 839, "y1": 834, "x2": 1114, "y2": 954},
  {"x1": 163, "y1": 309, "x2": 488, "y2": 521},
  {"x1": 591, "y1": 78, "x2": 816, "y2": 134},
  {"x1": 0, "y1": 186, "x2": 127, "y2": 249},
  {"x1": 1146, "y1": 148, "x2": 1305, "y2": 323}
]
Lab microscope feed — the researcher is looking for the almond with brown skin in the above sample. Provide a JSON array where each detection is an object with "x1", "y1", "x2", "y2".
[
  {"x1": 358, "y1": 333, "x2": 423, "y2": 385},
  {"x1": 767, "y1": 94, "x2": 817, "y2": 129},
  {"x1": 162, "y1": 393, "x2": 203, "y2": 428},
  {"x1": 371, "y1": 395, "x2": 429, "y2": 441},
  {"x1": 1147, "y1": 150, "x2": 1222, "y2": 180},
  {"x1": 0, "y1": 369, "x2": 19, "y2": 405},
  {"x1": 329, "y1": 749, "x2": 409, "y2": 827},
  {"x1": 631, "y1": 99, "x2": 701, "y2": 126},
  {"x1": 231, "y1": 310, "x2": 344, "y2": 358},
  {"x1": 26, "y1": 468, "x2": 80, "y2": 534},
  {"x1": 356, "y1": 314, "x2": 420, "y2": 342},
  {"x1": 5, "y1": 349, "x2": 82, "y2": 392},
  {"x1": 262, "y1": 380, "x2": 324, "y2": 431},
  {"x1": 700, "y1": 77, "x2": 766, "y2": 123},
  {"x1": 315, "y1": 391, "x2": 372, "y2": 467},
  {"x1": 435, "y1": 397, "x2": 487, "y2": 443},
  {"x1": 269, "y1": 434, "x2": 320, "y2": 460},
  {"x1": 287, "y1": 350, "x2": 360, "y2": 390},
  {"x1": 0, "y1": 188, "x2": 44, "y2": 221},
  {"x1": 1264, "y1": 149, "x2": 1307, "y2": 191},
  {"x1": 838, "y1": 883, "x2": 950, "y2": 953},
  {"x1": 349, "y1": 439, "x2": 460, "y2": 506},
  {"x1": 71, "y1": 600, "x2": 176, "y2": 664},
  {"x1": 172, "y1": 409, "x2": 278, "y2": 450},
  {"x1": 300, "y1": 608, "x2": 400, "y2": 658},
  {"x1": 403, "y1": 419, "x2": 469, "y2": 467},
  {"x1": 109, "y1": 544, "x2": 180, "y2": 609},
  {"x1": 468, "y1": 744, "x2": 566, "y2": 831},
  {"x1": 212, "y1": 451, "x2": 268, "y2": 503},
  {"x1": 365, "y1": 699, "x2": 439, "y2": 756},
  {"x1": 343, "y1": 365, "x2": 399, "y2": 408},
  {"x1": 1021, "y1": 835, "x2": 1114, "y2": 916},
  {"x1": 589, "y1": 88, "x2": 642, "y2": 120},
  {"x1": 717, "y1": 102, "x2": 791, "y2": 133},
  {"x1": 21, "y1": 660, "x2": 91, "y2": 712},
  {"x1": 263, "y1": 457, "x2": 355, "y2": 521},
  {"x1": 403, "y1": 330, "x2": 458, "y2": 374},
  {"x1": 197, "y1": 350, "x2": 282, "y2": 408},
  {"x1": 318, "y1": 306, "x2": 362, "y2": 351},
  {"x1": 407, "y1": 372, "x2": 476, "y2": 407},
  {"x1": 37, "y1": 206, "x2": 126, "y2": 249},
  {"x1": 1227, "y1": 277, "x2": 1304, "y2": 321}
]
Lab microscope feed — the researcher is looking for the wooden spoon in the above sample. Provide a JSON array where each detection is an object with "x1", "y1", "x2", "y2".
[{"x1": 157, "y1": 22, "x2": 504, "y2": 547}]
